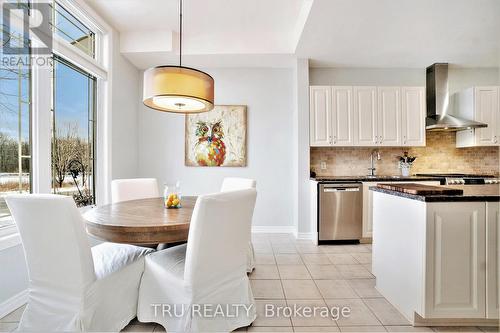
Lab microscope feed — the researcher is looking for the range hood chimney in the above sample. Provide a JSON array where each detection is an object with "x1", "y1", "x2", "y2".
[{"x1": 426, "y1": 63, "x2": 487, "y2": 131}]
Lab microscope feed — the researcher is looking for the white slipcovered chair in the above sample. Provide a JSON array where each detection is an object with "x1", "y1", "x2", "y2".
[
  {"x1": 111, "y1": 178, "x2": 159, "y2": 203},
  {"x1": 137, "y1": 189, "x2": 257, "y2": 332},
  {"x1": 220, "y1": 177, "x2": 257, "y2": 272},
  {"x1": 5, "y1": 194, "x2": 154, "y2": 332}
]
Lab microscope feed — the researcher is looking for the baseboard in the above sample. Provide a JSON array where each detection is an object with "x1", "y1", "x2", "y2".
[
  {"x1": 0, "y1": 290, "x2": 28, "y2": 319},
  {"x1": 295, "y1": 232, "x2": 315, "y2": 240},
  {"x1": 251, "y1": 226, "x2": 295, "y2": 234}
]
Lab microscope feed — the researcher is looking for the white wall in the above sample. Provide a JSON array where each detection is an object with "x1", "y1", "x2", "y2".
[
  {"x1": 138, "y1": 68, "x2": 295, "y2": 229},
  {"x1": 110, "y1": 34, "x2": 140, "y2": 180}
]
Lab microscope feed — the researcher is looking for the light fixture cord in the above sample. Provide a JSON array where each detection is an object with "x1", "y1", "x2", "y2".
[{"x1": 179, "y1": 0, "x2": 182, "y2": 67}]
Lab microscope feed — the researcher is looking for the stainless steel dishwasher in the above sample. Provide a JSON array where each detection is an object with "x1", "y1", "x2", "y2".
[{"x1": 319, "y1": 183, "x2": 362, "y2": 241}]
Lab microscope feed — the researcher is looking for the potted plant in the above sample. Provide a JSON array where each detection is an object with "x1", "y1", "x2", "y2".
[{"x1": 397, "y1": 152, "x2": 417, "y2": 177}]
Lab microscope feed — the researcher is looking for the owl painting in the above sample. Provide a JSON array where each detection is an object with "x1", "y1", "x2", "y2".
[
  {"x1": 194, "y1": 120, "x2": 226, "y2": 166},
  {"x1": 185, "y1": 105, "x2": 247, "y2": 167}
]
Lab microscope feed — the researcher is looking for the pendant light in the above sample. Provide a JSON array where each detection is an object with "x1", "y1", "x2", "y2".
[{"x1": 143, "y1": 0, "x2": 214, "y2": 113}]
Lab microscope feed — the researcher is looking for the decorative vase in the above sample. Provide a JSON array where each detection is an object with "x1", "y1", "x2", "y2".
[
  {"x1": 164, "y1": 182, "x2": 182, "y2": 209},
  {"x1": 400, "y1": 163, "x2": 411, "y2": 177}
]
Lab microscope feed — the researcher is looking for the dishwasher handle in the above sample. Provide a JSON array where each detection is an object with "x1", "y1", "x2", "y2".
[{"x1": 323, "y1": 187, "x2": 360, "y2": 192}]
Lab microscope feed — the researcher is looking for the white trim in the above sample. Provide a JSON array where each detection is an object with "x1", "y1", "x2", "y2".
[
  {"x1": 251, "y1": 226, "x2": 295, "y2": 234},
  {"x1": 0, "y1": 290, "x2": 28, "y2": 320},
  {"x1": 295, "y1": 232, "x2": 315, "y2": 240}
]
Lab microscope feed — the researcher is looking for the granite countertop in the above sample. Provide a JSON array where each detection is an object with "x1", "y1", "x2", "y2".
[
  {"x1": 312, "y1": 175, "x2": 440, "y2": 182},
  {"x1": 370, "y1": 184, "x2": 500, "y2": 202}
]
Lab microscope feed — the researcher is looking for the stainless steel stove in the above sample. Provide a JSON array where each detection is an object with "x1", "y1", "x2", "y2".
[{"x1": 416, "y1": 173, "x2": 500, "y2": 185}]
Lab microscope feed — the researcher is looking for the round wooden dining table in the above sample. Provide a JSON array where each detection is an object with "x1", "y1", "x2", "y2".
[{"x1": 83, "y1": 196, "x2": 197, "y2": 244}]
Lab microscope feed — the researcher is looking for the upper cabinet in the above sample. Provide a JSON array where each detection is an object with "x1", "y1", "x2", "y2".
[
  {"x1": 310, "y1": 85, "x2": 426, "y2": 147},
  {"x1": 455, "y1": 86, "x2": 500, "y2": 147},
  {"x1": 402, "y1": 87, "x2": 426, "y2": 146},
  {"x1": 309, "y1": 86, "x2": 332, "y2": 146}
]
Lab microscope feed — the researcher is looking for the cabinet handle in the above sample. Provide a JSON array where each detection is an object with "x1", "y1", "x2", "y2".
[
  {"x1": 403, "y1": 135, "x2": 407, "y2": 145},
  {"x1": 333, "y1": 136, "x2": 337, "y2": 144}
]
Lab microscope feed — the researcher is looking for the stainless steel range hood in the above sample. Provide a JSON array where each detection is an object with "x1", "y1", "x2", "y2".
[{"x1": 426, "y1": 63, "x2": 487, "y2": 131}]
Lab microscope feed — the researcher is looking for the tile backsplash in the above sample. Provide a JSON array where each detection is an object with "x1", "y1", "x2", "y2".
[{"x1": 311, "y1": 132, "x2": 499, "y2": 176}]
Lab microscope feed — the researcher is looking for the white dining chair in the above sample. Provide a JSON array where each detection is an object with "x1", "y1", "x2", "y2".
[
  {"x1": 137, "y1": 189, "x2": 257, "y2": 332},
  {"x1": 220, "y1": 177, "x2": 257, "y2": 272},
  {"x1": 5, "y1": 194, "x2": 154, "y2": 332},
  {"x1": 111, "y1": 178, "x2": 159, "y2": 203}
]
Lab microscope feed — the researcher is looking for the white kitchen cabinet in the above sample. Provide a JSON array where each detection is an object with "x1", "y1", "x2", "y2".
[
  {"x1": 331, "y1": 86, "x2": 354, "y2": 145},
  {"x1": 362, "y1": 181, "x2": 439, "y2": 239},
  {"x1": 402, "y1": 87, "x2": 426, "y2": 146},
  {"x1": 455, "y1": 86, "x2": 500, "y2": 147},
  {"x1": 425, "y1": 202, "x2": 486, "y2": 318},
  {"x1": 377, "y1": 87, "x2": 401, "y2": 146},
  {"x1": 354, "y1": 86, "x2": 378, "y2": 146},
  {"x1": 310, "y1": 85, "x2": 426, "y2": 147},
  {"x1": 486, "y1": 202, "x2": 499, "y2": 319},
  {"x1": 309, "y1": 86, "x2": 332, "y2": 146}
]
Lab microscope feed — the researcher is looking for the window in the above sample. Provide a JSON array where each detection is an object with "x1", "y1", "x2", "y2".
[
  {"x1": 52, "y1": 2, "x2": 96, "y2": 58},
  {"x1": 51, "y1": 56, "x2": 96, "y2": 207},
  {"x1": 0, "y1": 23, "x2": 31, "y2": 227}
]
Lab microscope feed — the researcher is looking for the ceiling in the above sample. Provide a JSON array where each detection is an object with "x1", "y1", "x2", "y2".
[{"x1": 85, "y1": 0, "x2": 500, "y2": 69}]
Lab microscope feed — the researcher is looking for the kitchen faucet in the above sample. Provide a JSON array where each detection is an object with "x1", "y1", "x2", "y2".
[{"x1": 368, "y1": 150, "x2": 381, "y2": 176}]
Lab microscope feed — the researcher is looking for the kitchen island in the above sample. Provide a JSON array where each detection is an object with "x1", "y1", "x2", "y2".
[{"x1": 370, "y1": 184, "x2": 499, "y2": 326}]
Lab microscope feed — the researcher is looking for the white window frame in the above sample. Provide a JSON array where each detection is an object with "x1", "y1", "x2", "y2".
[{"x1": 0, "y1": 0, "x2": 114, "y2": 248}]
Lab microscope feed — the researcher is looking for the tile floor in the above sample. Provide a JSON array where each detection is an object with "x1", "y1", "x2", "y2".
[{"x1": 0, "y1": 233, "x2": 497, "y2": 333}]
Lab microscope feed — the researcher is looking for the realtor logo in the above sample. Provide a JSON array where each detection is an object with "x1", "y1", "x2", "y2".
[{"x1": 2, "y1": 1, "x2": 52, "y2": 55}]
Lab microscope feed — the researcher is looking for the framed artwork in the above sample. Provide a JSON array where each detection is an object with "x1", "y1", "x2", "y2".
[{"x1": 185, "y1": 105, "x2": 247, "y2": 167}]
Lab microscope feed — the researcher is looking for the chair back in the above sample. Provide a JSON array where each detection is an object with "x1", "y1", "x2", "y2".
[
  {"x1": 5, "y1": 194, "x2": 96, "y2": 292},
  {"x1": 111, "y1": 178, "x2": 159, "y2": 203},
  {"x1": 184, "y1": 189, "x2": 257, "y2": 290},
  {"x1": 220, "y1": 177, "x2": 256, "y2": 192}
]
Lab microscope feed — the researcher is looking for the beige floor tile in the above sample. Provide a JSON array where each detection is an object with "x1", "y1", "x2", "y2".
[
  {"x1": 278, "y1": 265, "x2": 312, "y2": 280},
  {"x1": 325, "y1": 299, "x2": 381, "y2": 327},
  {"x1": 347, "y1": 279, "x2": 382, "y2": 298},
  {"x1": 342, "y1": 245, "x2": 371, "y2": 254},
  {"x1": 0, "y1": 306, "x2": 25, "y2": 323},
  {"x1": 256, "y1": 254, "x2": 277, "y2": 265},
  {"x1": 432, "y1": 327, "x2": 482, "y2": 332},
  {"x1": 253, "y1": 299, "x2": 292, "y2": 327},
  {"x1": 286, "y1": 299, "x2": 334, "y2": 327},
  {"x1": 276, "y1": 254, "x2": 303, "y2": 265},
  {"x1": 255, "y1": 245, "x2": 274, "y2": 254},
  {"x1": 362, "y1": 264, "x2": 373, "y2": 274},
  {"x1": 0, "y1": 322, "x2": 18, "y2": 332},
  {"x1": 306, "y1": 265, "x2": 343, "y2": 280},
  {"x1": 296, "y1": 245, "x2": 324, "y2": 254},
  {"x1": 326, "y1": 254, "x2": 359, "y2": 265},
  {"x1": 251, "y1": 280, "x2": 285, "y2": 299},
  {"x1": 282, "y1": 280, "x2": 322, "y2": 299},
  {"x1": 351, "y1": 253, "x2": 372, "y2": 264},
  {"x1": 320, "y1": 246, "x2": 347, "y2": 254},
  {"x1": 247, "y1": 326, "x2": 293, "y2": 332},
  {"x1": 301, "y1": 254, "x2": 332, "y2": 265},
  {"x1": 363, "y1": 298, "x2": 410, "y2": 326},
  {"x1": 315, "y1": 280, "x2": 359, "y2": 299},
  {"x1": 273, "y1": 245, "x2": 298, "y2": 254},
  {"x1": 294, "y1": 326, "x2": 340, "y2": 332},
  {"x1": 250, "y1": 265, "x2": 280, "y2": 280},
  {"x1": 339, "y1": 325, "x2": 386, "y2": 332},
  {"x1": 385, "y1": 326, "x2": 433, "y2": 332},
  {"x1": 336, "y1": 265, "x2": 374, "y2": 279},
  {"x1": 121, "y1": 322, "x2": 157, "y2": 332}
]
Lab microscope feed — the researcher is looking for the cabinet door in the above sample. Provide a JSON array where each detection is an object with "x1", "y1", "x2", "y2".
[
  {"x1": 354, "y1": 87, "x2": 378, "y2": 146},
  {"x1": 475, "y1": 87, "x2": 498, "y2": 145},
  {"x1": 425, "y1": 202, "x2": 486, "y2": 318},
  {"x1": 402, "y1": 87, "x2": 426, "y2": 146},
  {"x1": 486, "y1": 202, "x2": 499, "y2": 319},
  {"x1": 377, "y1": 87, "x2": 401, "y2": 146},
  {"x1": 310, "y1": 86, "x2": 332, "y2": 146},
  {"x1": 331, "y1": 86, "x2": 354, "y2": 146}
]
